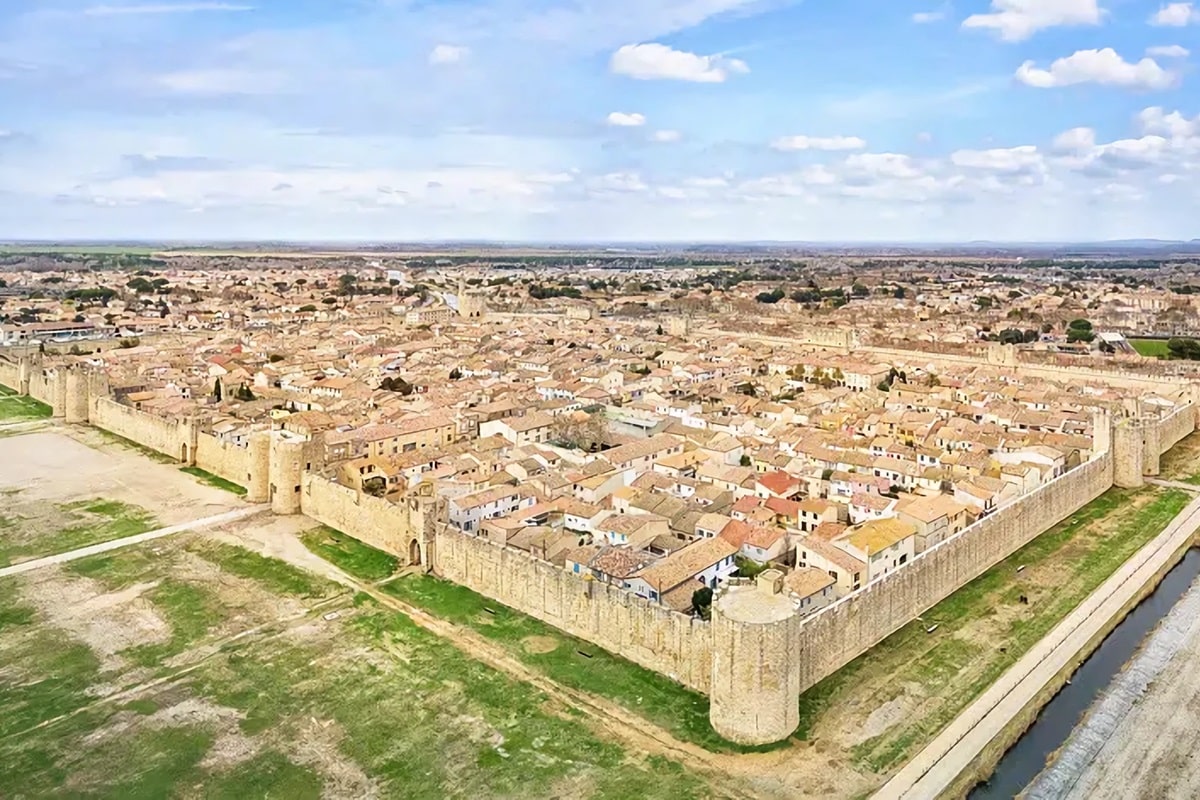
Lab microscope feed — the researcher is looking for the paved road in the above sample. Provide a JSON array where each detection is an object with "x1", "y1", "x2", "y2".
[
  {"x1": 874, "y1": 493, "x2": 1200, "y2": 800},
  {"x1": 0, "y1": 506, "x2": 268, "y2": 579}
]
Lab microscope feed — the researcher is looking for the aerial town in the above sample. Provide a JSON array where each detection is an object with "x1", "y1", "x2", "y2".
[{"x1": 5, "y1": 245, "x2": 1200, "y2": 799}]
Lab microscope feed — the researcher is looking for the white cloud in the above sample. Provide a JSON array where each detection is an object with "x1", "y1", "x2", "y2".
[
  {"x1": 912, "y1": 10, "x2": 946, "y2": 23},
  {"x1": 428, "y1": 44, "x2": 469, "y2": 65},
  {"x1": 1149, "y1": 3, "x2": 1200, "y2": 26},
  {"x1": 951, "y1": 145, "x2": 1044, "y2": 173},
  {"x1": 84, "y1": 2, "x2": 252, "y2": 14},
  {"x1": 1138, "y1": 106, "x2": 1200, "y2": 139},
  {"x1": 590, "y1": 172, "x2": 648, "y2": 193},
  {"x1": 651, "y1": 129, "x2": 682, "y2": 142},
  {"x1": 963, "y1": 0, "x2": 1103, "y2": 42},
  {"x1": 606, "y1": 111, "x2": 646, "y2": 127},
  {"x1": 1015, "y1": 49, "x2": 1176, "y2": 90},
  {"x1": 844, "y1": 153, "x2": 923, "y2": 180},
  {"x1": 771, "y1": 135, "x2": 867, "y2": 152},
  {"x1": 155, "y1": 68, "x2": 286, "y2": 95},
  {"x1": 1052, "y1": 127, "x2": 1097, "y2": 153},
  {"x1": 1146, "y1": 44, "x2": 1190, "y2": 58},
  {"x1": 610, "y1": 43, "x2": 748, "y2": 83}
]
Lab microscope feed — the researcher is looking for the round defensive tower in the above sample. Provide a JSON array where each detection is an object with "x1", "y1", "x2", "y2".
[
  {"x1": 269, "y1": 435, "x2": 305, "y2": 515},
  {"x1": 709, "y1": 570, "x2": 803, "y2": 746},
  {"x1": 245, "y1": 431, "x2": 271, "y2": 504},
  {"x1": 64, "y1": 368, "x2": 91, "y2": 424},
  {"x1": 1112, "y1": 418, "x2": 1147, "y2": 489}
]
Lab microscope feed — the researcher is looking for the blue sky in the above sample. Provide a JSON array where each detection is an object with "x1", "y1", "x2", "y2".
[{"x1": 0, "y1": 0, "x2": 1197, "y2": 242}]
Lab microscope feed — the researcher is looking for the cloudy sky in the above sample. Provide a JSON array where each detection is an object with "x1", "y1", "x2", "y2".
[{"x1": 0, "y1": 0, "x2": 1198, "y2": 242}]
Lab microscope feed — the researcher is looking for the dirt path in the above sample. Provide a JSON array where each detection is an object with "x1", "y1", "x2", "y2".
[
  {"x1": 217, "y1": 524, "x2": 866, "y2": 800},
  {"x1": 0, "y1": 507, "x2": 269, "y2": 579}
]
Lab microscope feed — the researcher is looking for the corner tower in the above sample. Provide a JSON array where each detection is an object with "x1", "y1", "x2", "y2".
[{"x1": 709, "y1": 571, "x2": 803, "y2": 745}]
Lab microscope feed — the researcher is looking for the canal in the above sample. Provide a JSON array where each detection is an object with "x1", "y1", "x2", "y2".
[{"x1": 968, "y1": 547, "x2": 1200, "y2": 799}]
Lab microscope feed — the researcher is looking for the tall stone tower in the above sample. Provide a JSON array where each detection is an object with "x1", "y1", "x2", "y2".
[
  {"x1": 709, "y1": 571, "x2": 803, "y2": 745},
  {"x1": 269, "y1": 434, "x2": 305, "y2": 515},
  {"x1": 457, "y1": 277, "x2": 485, "y2": 319},
  {"x1": 1112, "y1": 418, "x2": 1148, "y2": 489}
]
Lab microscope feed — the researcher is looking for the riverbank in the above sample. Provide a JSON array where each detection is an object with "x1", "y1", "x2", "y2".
[
  {"x1": 1023, "y1": 561, "x2": 1200, "y2": 799},
  {"x1": 875, "y1": 492, "x2": 1200, "y2": 799}
]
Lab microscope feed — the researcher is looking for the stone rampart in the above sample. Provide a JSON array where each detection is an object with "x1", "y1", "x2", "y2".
[
  {"x1": 433, "y1": 526, "x2": 714, "y2": 693},
  {"x1": 195, "y1": 432, "x2": 255, "y2": 488},
  {"x1": 300, "y1": 474, "x2": 426, "y2": 566},
  {"x1": 0, "y1": 357, "x2": 19, "y2": 391},
  {"x1": 790, "y1": 451, "x2": 1114, "y2": 692},
  {"x1": 1156, "y1": 403, "x2": 1195, "y2": 455},
  {"x1": 91, "y1": 397, "x2": 188, "y2": 458}
]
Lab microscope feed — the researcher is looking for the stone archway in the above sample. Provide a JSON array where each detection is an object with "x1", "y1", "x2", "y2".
[{"x1": 408, "y1": 539, "x2": 422, "y2": 567}]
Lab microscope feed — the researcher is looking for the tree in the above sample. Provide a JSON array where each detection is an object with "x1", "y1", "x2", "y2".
[
  {"x1": 893, "y1": 286, "x2": 906, "y2": 299},
  {"x1": 448, "y1": 368, "x2": 463, "y2": 381},
  {"x1": 739, "y1": 454, "x2": 752, "y2": 467},
  {"x1": 851, "y1": 282, "x2": 869, "y2": 298},
  {"x1": 213, "y1": 379, "x2": 223, "y2": 401},
  {"x1": 337, "y1": 273, "x2": 357, "y2": 296},
  {"x1": 755, "y1": 287, "x2": 785, "y2": 304},
  {"x1": 268, "y1": 354, "x2": 285, "y2": 363},
  {"x1": 656, "y1": 323, "x2": 664, "y2": 336},
  {"x1": 235, "y1": 383, "x2": 256, "y2": 402},
  {"x1": 1167, "y1": 338, "x2": 1200, "y2": 361},
  {"x1": 692, "y1": 587, "x2": 713, "y2": 620},
  {"x1": 298, "y1": 304, "x2": 318, "y2": 312},
  {"x1": 1067, "y1": 319, "x2": 1095, "y2": 343},
  {"x1": 380, "y1": 376, "x2": 415, "y2": 395}
]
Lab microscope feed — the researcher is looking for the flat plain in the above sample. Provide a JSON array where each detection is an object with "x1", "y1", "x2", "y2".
[{"x1": 0, "y1": 426, "x2": 723, "y2": 799}]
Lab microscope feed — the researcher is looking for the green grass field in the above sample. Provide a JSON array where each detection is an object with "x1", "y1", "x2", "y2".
[
  {"x1": 382, "y1": 573, "x2": 763, "y2": 753},
  {"x1": 796, "y1": 486, "x2": 1190, "y2": 774},
  {"x1": 0, "y1": 383, "x2": 53, "y2": 423},
  {"x1": 0, "y1": 498, "x2": 158, "y2": 567},
  {"x1": 1129, "y1": 338, "x2": 1170, "y2": 358},
  {"x1": 300, "y1": 526, "x2": 399, "y2": 581},
  {"x1": 0, "y1": 540, "x2": 716, "y2": 799},
  {"x1": 180, "y1": 466, "x2": 247, "y2": 496}
]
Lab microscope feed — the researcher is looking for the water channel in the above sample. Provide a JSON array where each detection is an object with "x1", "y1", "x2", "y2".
[{"x1": 968, "y1": 548, "x2": 1200, "y2": 799}]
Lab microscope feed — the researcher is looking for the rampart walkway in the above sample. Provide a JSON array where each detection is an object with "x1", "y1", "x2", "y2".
[
  {"x1": 875, "y1": 493, "x2": 1200, "y2": 800},
  {"x1": 0, "y1": 506, "x2": 268, "y2": 579}
]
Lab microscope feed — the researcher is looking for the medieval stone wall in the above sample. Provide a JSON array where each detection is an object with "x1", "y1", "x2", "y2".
[
  {"x1": 300, "y1": 474, "x2": 426, "y2": 566},
  {"x1": 789, "y1": 451, "x2": 1114, "y2": 692},
  {"x1": 433, "y1": 526, "x2": 714, "y2": 693},
  {"x1": 195, "y1": 432, "x2": 255, "y2": 489},
  {"x1": 91, "y1": 397, "x2": 187, "y2": 458}
]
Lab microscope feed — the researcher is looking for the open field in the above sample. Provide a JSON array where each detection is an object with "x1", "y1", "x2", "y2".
[
  {"x1": 0, "y1": 538, "x2": 718, "y2": 799},
  {"x1": 300, "y1": 526, "x2": 398, "y2": 582},
  {"x1": 383, "y1": 573, "x2": 737, "y2": 752},
  {"x1": 0, "y1": 497, "x2": 157, "y2": 567},
  {"x1": 0, "y1": 383, "x2": 53, "y2": 423},
  {"x1": 1129, "y1": 338, "x2": 1170, "y2": 358},
  {"x1": 0, "y1": 428, "x2": 243, "y2": 527},
  {"x1": 0, "y1": 424, "x2": 724, "y2": 798}
]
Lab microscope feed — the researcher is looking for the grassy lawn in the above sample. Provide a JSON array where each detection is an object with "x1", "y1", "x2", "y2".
[
  {"x1": 381, "y1": 574, "x2": 757, "y2": 753},
  {"x1": 187, "y1": 540, "x2": 341, "y2": 599},
  {"x1": 0, "y1": 498, "x2": 158, "y2": 567},
  {"x1": 299, "y1": 527, "x2": 399, "y2": 582},
  {"x1": 180, "y1": 466, "x2": 247, "y2": 496},
  {"x1": 1128, "y1": 338, "x2": 1170, "y2": 358},
  {"x1": 0, "y1": 545, "x2": 718, "y2": 799},
  {"x1": 0, "y1": 383, "x2": 53, "y2": 422},
  {"x1": 794, "y1": 486, "x2": 1190, "y2": 775}
]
